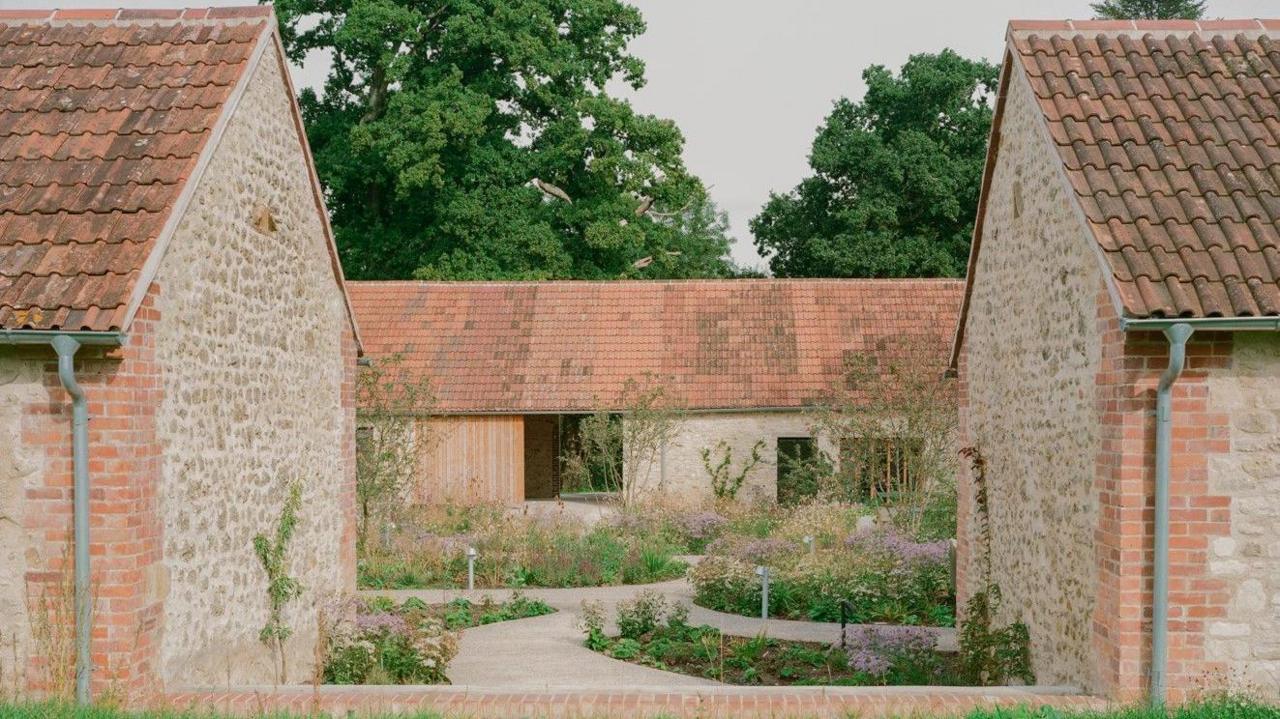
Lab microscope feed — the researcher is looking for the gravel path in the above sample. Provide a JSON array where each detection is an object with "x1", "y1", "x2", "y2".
[{"x1": 362, "y1": 568, "x2": 958, "y2": 689}]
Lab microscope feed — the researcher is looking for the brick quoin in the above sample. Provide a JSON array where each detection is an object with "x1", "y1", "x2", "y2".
[
  {"x1": 21, "y1": 287, "x2": 166, "y2": 703},
  {"x1": 1092, "y1": 286, "x2": 1233, "y2": 702}
]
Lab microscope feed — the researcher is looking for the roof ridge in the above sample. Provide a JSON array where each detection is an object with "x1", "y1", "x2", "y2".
[
  {"x1": 1008, "y1": 18, "x2": 1279, "y2": 34},
  {"x1": 0, "y1": 7, "x2": 272, "y2": 24}
]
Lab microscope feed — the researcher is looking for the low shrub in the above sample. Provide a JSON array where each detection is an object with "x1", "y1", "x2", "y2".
[
  {"x1": 320, "y1": 597, "x2": 457, "y2": 684},
  {"x1": 439, "y1": 592, "x2": 555, "y2": 630}
]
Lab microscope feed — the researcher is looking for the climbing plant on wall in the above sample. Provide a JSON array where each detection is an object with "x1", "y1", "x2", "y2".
[{"x1": 254, "y1": 480, "x2": 303, "y2": 684}]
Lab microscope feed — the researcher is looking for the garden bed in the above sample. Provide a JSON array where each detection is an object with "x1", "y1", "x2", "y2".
[
  {"x1": 359, "y1": 503, "x2": 687, "y2": 589},
  {"x1": 582, "y1": 590, "x2": 960, "y2": 687},
  {"x1": 684, "y1": 510, "x2": 955, "y2": 627},
  {"x1": 320, "y1": 593, "x2": 553, "y2": 684}
]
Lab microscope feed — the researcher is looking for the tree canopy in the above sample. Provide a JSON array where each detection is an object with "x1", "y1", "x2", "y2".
[
  {"x1": 750, "y1": 50, "x2": 999, "y2": 279},
  {"x1": 1091, "y1": 0, "x2": 1207, "y2": 19},
  {"x1": 273, "y1": 0, "x2": 734, "y2": 280}
]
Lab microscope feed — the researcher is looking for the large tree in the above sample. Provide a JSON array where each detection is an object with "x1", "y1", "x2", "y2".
[
  {"x1": 750, "y1": 50, "x2": 998, "y2": 278},
  {"x1": 273, "y1": 0, "x2": 733, "y2": 280},
  {"x1": 1091, "y1": 0, "x2": 1206, "y2": 19}
]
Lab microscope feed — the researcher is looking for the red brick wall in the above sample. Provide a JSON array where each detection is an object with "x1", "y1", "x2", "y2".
[
  {"x1": 21, "y1": 288, "x2": 165, "y2": 702},
  {"x1": 339, "y1": 326, "x2": 359, "y2": 590},
  {"x1": 1093, "y1": 290, "x2": 1234, "y2": 700}
]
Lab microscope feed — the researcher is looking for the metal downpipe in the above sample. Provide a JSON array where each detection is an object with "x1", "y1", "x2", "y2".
[
  {"x1": 1151, "y1": 322, "x2": 1193, "y2": 708},
  {"x1": 51, "y1": 335, "x2": 91, "y2": 706}
]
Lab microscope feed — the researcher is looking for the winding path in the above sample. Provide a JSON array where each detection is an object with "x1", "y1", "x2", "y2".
[{"x1": 362, "y1": 569, "x2": 957, "y2": 690}]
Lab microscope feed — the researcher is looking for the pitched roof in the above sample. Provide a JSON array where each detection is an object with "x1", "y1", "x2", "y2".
[
  {"x1": 0, "y1": 7, "x2": 360, "y2": 345},
  {"x1": 952, "y1": 19, "x2": 1280, "y2": 367},
  {"x1": 349, "y1": 279, "x2": 964, "y2": 414}
]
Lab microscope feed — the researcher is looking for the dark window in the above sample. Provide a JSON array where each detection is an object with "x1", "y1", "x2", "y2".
[{"x1": 776, "y1": 437, "x2": 818, "y2": 505}]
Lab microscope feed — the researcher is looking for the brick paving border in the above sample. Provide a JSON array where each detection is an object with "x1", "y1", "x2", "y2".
[{"x1": 168, "y1": 685, "x2": 1108, "y2": 718}]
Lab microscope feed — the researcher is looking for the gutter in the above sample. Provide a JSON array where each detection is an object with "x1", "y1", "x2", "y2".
[
  {"x1": 1, "y1": 329, "x2": 125, "y2": 705},
  {"x1": 1119, "y1": 315, "x2": 1278, "y2": 708}
]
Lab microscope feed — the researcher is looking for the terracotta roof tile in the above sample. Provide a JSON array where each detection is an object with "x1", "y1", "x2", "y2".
[
  {"x1": 349, "y1": 280, "x2": 964, "y2": 413},
  {"x1": 0, "y1": 7, "x2": 269, "y2": 331},
  {"x1": 1010, "y1": 19, "x2": 1280, "y2": 318}
]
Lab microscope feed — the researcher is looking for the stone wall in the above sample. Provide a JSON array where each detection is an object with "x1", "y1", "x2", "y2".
[
  {"x1": 1205, "y1": 333, "x2": 1280, "y2": 694},
  {"x1": 958, "y1": 65, "x2": 1104, "y2": 690},
  {"x1": 629, "y1": 411, "x2": 825, "y2": 503},
  {"x1": 0, "y1": 353, "x2": 45, "y2": 689},
  {"x1": 151, "y1": 44, "x2": 355, "y2": 686}
]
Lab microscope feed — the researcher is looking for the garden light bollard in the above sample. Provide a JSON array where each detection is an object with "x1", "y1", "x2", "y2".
[
  {"x1": 755, "y1": 565, "x2": 769, "y2": 620},
  {"x1": 803, "y1": 535, "x2": 814, "y2": 554},
  {"x1": 466, "y1": 546, "x2": 477, "y2": 591}
]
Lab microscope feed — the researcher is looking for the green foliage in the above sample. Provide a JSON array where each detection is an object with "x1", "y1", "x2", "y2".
[
  {"x1": 579, "y1": 600, "x2": 609, "y2": 651},
  {"x1": 252, "y1": 481, "x2": 303, "y2": 682},
  {"x1": 272, "y1": 0, "x2": 734, "y2": 281},
  {"x1": 751, "y1": 50, "x2": 998, "y2": 278},
  {"x1": 957, "y1": 446, "x2": 1035, "y2": 686},
  {"x1": 958, "y1": 585, "x2": 1034, "y2": 686},
  {"x1": 614, "y1": 589, "x2": 668, "y2": 639},
  {"x1": 702, "y1": 439, "x2": 766, "y2": 500},
  {"x1": 439, "y1": 592, "x2": 555, "y2": 630},
  {"x1": 1091, "y1": 0, "x2": 1206, "y2": 19}
]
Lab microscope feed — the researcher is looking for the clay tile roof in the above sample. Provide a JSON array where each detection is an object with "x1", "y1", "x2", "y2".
[
  {"x1": 0, "y1": 7, "x2": 272, "y2": 332},
  {"x1": 349, "y1": 279, "x2": 964, "y2": 413},
  {"x1": 1010, "y1": 18, "x2": 1280, "y2": 319}
]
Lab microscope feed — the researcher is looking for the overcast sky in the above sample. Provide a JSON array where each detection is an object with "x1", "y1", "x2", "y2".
[{"x1": 6, "y1": 0, "x2": 1276, "y2": 269}]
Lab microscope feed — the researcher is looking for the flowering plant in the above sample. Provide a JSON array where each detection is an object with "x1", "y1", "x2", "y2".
[
  {"x1": 321, "y1": 597, "x2": 458, "y2": 684},
  {"x1": 843, "y1": 625, "x2": 942, "y2": 684}
]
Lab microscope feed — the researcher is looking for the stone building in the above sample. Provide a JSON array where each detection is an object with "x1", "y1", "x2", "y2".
[
  {"x1": 952, "y1": 19, "x2": 1280, "y2": 702},
  {"x1": 349, "y1": 279, "x2": 962, "y2": 505},
  {"x1": 0, "y1": 7, "x2": 360, "y2": 701}
]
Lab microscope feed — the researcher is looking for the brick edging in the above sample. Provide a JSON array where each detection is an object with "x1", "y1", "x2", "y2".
[{"x1": 168, "y1": 685, "x2": 1108, "y2": 718}]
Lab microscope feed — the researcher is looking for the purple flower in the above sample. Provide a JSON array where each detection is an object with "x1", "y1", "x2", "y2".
[
  {"x1": 848, "y1": 648, "x2": 892, "y2": 679},
  {"x1": 844, "y1": 529, "x2": 950, "y2": 568},
  {"x1": 355, "y1": 611, "x2": 409, "y2": 635},
  {"x1": 678, "y1": 511, "x2": 727, "y2": 541},
  {"x1": 843, "y1": 625, "x2": 938, "y2": 679},
  {"x1": 737, "y1": 538, "x2": 798, "y2": 565}
]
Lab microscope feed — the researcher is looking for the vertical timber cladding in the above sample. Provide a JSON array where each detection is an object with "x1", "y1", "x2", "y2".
[
  {"x1": 416, "y1": 415, "x2": 525, "y2": 504},
  {"x1": 523, "y1": 415, "x2": 559, "y2": 499}
]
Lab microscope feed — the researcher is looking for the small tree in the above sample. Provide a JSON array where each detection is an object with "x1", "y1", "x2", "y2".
[
  {"x1": 1091, "y1": 0, "x2": 1205, "y2": 19},
  {"x1": 254, "y1": 481, "x2": 302, "y2": 685},
  {"x1": 561, "y1": 376, "x2": 678, "y2": 505},
  {"x1": 808, "y1": 335, "x2": 958, "y2": 539},
  {"x1": 356, "y1": 354, "x2": 434, "y2": 549},
  {"x1": 701, "y1": 440, "x2": 765, "y2": 501}
]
